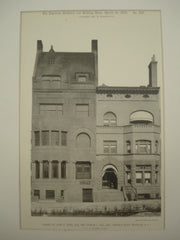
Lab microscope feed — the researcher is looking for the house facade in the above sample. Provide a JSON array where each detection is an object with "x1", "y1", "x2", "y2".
[{"x1": 31, "y1": 40, "x2": 161, "y2": 204}]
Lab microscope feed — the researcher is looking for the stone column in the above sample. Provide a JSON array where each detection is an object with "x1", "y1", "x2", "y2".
[
  {"x1": 49, "y1": 161, "x2": 52, "y2": 178},
  {"x1": 59, "y1": 161, "x2": 61, "y2": 179},
  {"x1": 40, "y1": 161, "x2": 43, "y2": 179}
]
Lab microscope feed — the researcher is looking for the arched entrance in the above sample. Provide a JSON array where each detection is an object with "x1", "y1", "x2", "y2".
[{"x1": 102, "y1": 165, "x2": 118, "y2": 189}]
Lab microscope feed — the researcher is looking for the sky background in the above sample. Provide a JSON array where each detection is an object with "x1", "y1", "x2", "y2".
[{"x1": 21, "y1": 10, "x2": 163, "y2": 87}]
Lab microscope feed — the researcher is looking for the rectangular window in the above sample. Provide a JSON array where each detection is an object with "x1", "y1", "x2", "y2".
[
  {"x1": 136, "y1": 140, "x2": 151, "y2": 154},
  {"x1": 34, "y1": 190, "x2": 40, "y2": 199},
  {"x1": 76, "y1": 162, "x2": 91, "y2": 179},
  {"x1": 82, "y1": 189, "x2": 93, "y2": 202},
  {"x1": 136, "y1": 172, "x2": 143, "y2": 184},
  {"x1": 103, "y1": 141, "x2": 117, "y2": 154},
  {"x1": 40, "y1": 104, "x2": 63, "y2": 116},
  {"x1": 61, "y1": 131, "x2": 67, "y2": 146},
  {"x1": 43, "y1": 161, "x2": 49, "y2": 178},
  {"x1": 51, "y1": 131, "x2": 59, "y2": 145},
  {"x1": 34, "y1": 131, "x2": 40, "y2": 146},
  {"x1": 46, "y1": 190, "x2": 55, "y2": 199},
  {"x1": 144, "y1": 171, "x2": 151, "y2": 184},
  {"x1": 51, "y1": 161, "x2": 58, "y2": 178},
  {"x1": 61, "y1": 161, "x2": 66, "y2": 179},
  {"x1": 126, "y1": 141, "x2": 131, "y2": 153},
  {"x1": 41, "y1": 131, "x2": 49, "y2": 146},
  {"x1": 76, "y1": 104, "x2": 89, "y2": 117},
  {"x1": 60, "y1": 190, "x2": 64, "y2": 198}
]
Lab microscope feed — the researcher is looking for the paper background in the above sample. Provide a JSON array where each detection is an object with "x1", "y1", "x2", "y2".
[
  {"x1": 1, "y1": 0, "x2": 180, "y2": 239},
  {"x1": 20, "y1": 10, "x2": 164, "y2": 231}
]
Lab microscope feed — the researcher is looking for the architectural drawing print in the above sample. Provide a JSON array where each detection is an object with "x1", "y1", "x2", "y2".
[{"x1": 31, "y1": 38, "x2": 161, "y2": 217}]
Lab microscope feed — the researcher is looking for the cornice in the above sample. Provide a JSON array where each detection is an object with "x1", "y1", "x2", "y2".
[{"x1": 96, "y1": 86, "x2": 160, "y2": 94}]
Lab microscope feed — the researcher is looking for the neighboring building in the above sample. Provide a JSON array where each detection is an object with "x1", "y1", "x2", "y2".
[{"x1": 31, "y1": 40, "x2": 161, "y2": 204}]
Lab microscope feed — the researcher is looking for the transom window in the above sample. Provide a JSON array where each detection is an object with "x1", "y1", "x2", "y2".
[
  {"x1": 103, "y1": 141, "x2": 117, "y2": 154},
  {"x1": 76, "y1": 162, "x2": 91, "y2": 179},
  {"x1": 135, "y1": 140, "x2": 151, "y2": 154},
  {"x1": 103, "y1": 112, "x2": 117, "y2": 126}
]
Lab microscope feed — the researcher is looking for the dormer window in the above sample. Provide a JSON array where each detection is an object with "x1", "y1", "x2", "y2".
[{"x1": 76, "y1": 73, "x2": 89, "y2": 83}]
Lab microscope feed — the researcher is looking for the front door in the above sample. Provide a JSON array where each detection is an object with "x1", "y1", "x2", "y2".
[{"x1": 82, "y1": 188, "x2": 93, "y2": 202}]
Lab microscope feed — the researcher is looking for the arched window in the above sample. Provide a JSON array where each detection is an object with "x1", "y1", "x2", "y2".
[
  {"x1": 130, "y1": 111, "x2": 153, "y2": 124},
  {"x1": 103, "y1": 112, "x2": 117, "y2": 126},
  {"x1": 43, "y1": 160, "x2": 49, "y2": 178},
  {"x1": 61, "y1": 161, "x2": 66, "y2": 179},
  {"x1": 51, "y1": 160, "x2": 59, "y2": 178},
  {"x1": 76, "y1": 133, "x2": 91, "y2": 148},
  {"x1": 35, "y1": 161, "x2": 40, "y2": 179},
  {"x1": 102, "y1": 165, "x2": 118, "y2": 189}
]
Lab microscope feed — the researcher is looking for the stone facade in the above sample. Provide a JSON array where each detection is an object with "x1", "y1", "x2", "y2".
[{"x1": 31, "y1": 40, "x2": 161, "y2": 204}]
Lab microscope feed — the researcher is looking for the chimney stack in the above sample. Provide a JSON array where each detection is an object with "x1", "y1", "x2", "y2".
[
  {"x1": 91, "y1": 40, "x2": 98, "y2": 86},
  {"x1": 148, "y1": 54, "x2": 157, "y2": 87},
  {"x1": 91, "y1": 40, "x2": 98, "y2": 53},
  {"x1": 37, "y1": 40, "x2": 43, "y2": 52}
]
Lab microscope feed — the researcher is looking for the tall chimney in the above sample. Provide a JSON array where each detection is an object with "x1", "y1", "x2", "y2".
[
  {"x1": 37, "y1": 40, "x2": 43, "y2": 52},
  {"x1": 148, "y1": 55, "x2": 157, "y2": 87},
  {"x1": 91, "y1": 40, "x2": 98, "y2": 86}
]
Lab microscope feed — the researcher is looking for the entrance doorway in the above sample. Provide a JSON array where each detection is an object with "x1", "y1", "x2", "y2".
[{"x1": 102, "y1": 167, "x2": 118, "y2": 189}]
